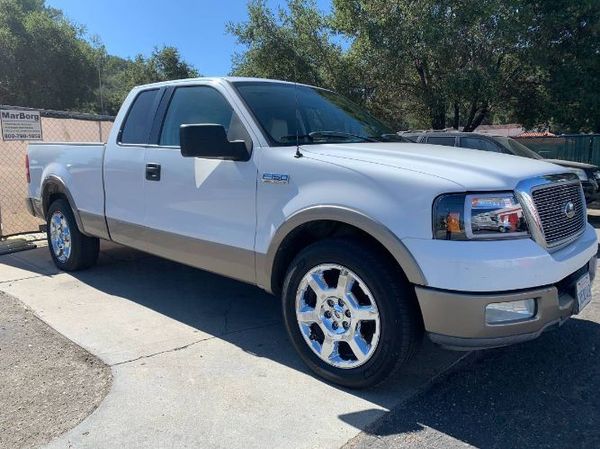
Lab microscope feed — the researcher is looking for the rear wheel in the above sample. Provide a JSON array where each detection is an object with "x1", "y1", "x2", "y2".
[
  {"x1": 282, "y1": 238, "x2": 422, "y2": 388},
  {"x1": 47, "y1": 199, "x2": 99, "y2": 271}
]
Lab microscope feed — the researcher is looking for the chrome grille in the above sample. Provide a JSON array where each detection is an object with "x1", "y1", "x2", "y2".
[{"x1": 532, "y1": 182, "x2": 585, "y2": 247}]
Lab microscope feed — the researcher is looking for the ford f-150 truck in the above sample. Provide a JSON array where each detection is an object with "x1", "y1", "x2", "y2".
[{"x1": 26, "y1": 77, "x2": 597, "y2": 388}]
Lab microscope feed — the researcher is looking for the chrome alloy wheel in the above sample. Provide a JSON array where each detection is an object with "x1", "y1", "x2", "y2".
[
  {"x1": 295, "y1": 264, "x2": 381, "y2": 369},
  {"x1": 49, "y1": 211, "x2": 72, "y2": 263}
]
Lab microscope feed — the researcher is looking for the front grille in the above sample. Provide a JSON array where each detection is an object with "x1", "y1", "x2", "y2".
[{"x1": 532, "y1": 182, "x2": 586, "y2": 247}]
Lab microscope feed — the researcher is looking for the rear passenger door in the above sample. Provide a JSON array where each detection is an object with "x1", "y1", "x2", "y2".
[
  {"x1": 104, "y1": 87, "x2": 163, "y2": 248},
  {"x1": 142, "y1": 83, "x2": 259, "y2": 284}
]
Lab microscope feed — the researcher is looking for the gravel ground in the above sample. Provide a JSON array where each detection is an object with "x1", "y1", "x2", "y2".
[
  {"x1": 0, "y1": 292, "x2": 111, "y2": 449},
  {"x1": 345, "y1": 278, "x2": 600, "y2": 449}
]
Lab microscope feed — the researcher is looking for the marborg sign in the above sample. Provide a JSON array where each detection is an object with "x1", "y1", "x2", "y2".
[{"x1": 1, "y1": 109, "x2": 42, "y2": 141}]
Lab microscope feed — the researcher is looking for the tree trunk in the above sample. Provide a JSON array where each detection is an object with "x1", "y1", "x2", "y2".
[
  {"x1": 463, "y1": 107, "x2": 488, "y2": 132},
  {"x1": 453, "y1": 102, "x2": 459, "y2": 129},
  {"x1": 431, "y1": 106, "x2": 446, "y2": 129}
]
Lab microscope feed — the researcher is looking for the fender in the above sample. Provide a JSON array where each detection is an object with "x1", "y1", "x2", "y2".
[
  {"x1": 258, "y1": 205, "x2": 427, "y2": 294},
  {"x1": 41, "y1": 175, "x2": 88, "y2": 235}
]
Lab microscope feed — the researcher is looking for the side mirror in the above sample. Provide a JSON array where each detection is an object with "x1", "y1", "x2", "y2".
[{"x1": 179, "y1": 124, "x2": 250, "y2": 161}]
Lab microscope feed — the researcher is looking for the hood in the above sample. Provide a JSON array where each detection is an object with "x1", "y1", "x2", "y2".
[
  {"x1": 542, "y1": 158, "x2": 598, "y2": 171},
  {"x1": 302, "y1": 142, "x2": 569, "y2": 191}
]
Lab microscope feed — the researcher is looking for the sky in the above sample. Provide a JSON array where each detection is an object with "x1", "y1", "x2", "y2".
[{"x1": 46, "y1": 0, "x2": 334, "y2": 76}]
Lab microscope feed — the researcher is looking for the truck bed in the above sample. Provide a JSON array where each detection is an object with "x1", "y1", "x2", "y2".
[{"x1": 27, "y1": 142, "x2": 106, "y2": 230}]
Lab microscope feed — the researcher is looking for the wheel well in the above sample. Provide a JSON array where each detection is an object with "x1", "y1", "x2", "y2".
[
  {"x1": 44, "y1": 188, "x2": 68, "y2": 217},
  {"x1": 270, "y1": 220, "x2": 409, "y2": 296}
]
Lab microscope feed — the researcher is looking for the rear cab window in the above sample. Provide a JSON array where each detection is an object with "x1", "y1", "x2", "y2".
[{"x1": 119, "y1": 89, "x2": 161, "y2": 145}]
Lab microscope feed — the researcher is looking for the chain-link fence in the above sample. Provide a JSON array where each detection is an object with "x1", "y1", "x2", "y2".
[
  {"x1": 515, "y1": 135, "x2": 600, "y2": 166},
  {"x1": 0, "y1": 105, "x2": 114, "y2": 238}
]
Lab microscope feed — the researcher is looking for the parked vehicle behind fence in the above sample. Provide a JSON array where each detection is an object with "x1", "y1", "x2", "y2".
[
  {"x1": 403, "y1": 131, "x2": 600, "y2": 204},
  {"x1": 26, "y1": 78, "x2": 597, "y2": 388}
]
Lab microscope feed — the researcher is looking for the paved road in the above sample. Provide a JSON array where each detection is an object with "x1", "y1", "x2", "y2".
[
  {"x1": 0, "y1": 242, "x2": 462, "y2": 449},
  {"x1": 345, "y1": 267, "x2": 600, "y2": 449},
  {"x1": 2, "y1": 237, "x2": 599, "y2": 449}
]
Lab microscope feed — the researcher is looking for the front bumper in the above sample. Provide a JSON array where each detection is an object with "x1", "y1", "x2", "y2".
[
  {"x1": 403, "y1": 224, "x2": 598, "y2": 292},
  {"x1": 416, "y1": 257, "x2": 597, "y2": 350}
]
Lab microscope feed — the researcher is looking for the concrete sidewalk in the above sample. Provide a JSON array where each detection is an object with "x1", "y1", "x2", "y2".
[{"x1": 0, "y1": 242, "x2": 464, "y2": 449}]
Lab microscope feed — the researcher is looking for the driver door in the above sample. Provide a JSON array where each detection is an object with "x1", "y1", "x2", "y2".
[{"x1": 143, "y1": 83, "x2": 258, "y2": 283}]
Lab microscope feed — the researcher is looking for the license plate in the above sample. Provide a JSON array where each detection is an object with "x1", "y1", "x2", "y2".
[{"x1": 576, "y1": 273, "x2": 592, "y2": 313}]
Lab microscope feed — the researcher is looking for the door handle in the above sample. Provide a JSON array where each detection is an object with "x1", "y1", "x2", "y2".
[{"x1": 145, "y1": 163, "x2": 161, "y2": 181}]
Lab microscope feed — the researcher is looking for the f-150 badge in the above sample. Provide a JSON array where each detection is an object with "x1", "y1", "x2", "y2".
[{"x1": 262, "y1": 173, "x2": 290, "y2": 184}]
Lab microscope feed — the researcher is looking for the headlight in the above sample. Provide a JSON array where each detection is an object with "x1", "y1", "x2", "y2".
[
  {"x1": 572, "y1": 168, "x2": 588, "y2": 181},
  {"x1": 433, "y1": 192, "x2": 529, "y2": 240}
]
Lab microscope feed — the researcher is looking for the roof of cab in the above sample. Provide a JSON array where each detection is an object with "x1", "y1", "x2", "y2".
[{"x1": 130, "y1": 76, "x2": 319, "y2": 91}]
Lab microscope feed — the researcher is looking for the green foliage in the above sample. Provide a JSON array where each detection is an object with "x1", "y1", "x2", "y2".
[
  {"x1": 0, "y1": 0, "x2": 96, "y2": 110},
  {"x1": 515, "y1": 0, "x2": 600, "y2": 133},
  {"x1": 0, "y1": 0, "x2": 199, "y2": 115},
  {"x1": 230, "y1": 0, "x2": 600, "y2": 133},
  {"x1": 227, "y1": 0, "x2": 353, "y2": 93},
  {"x1": 101, "y1": 46, "x2": 200, "y2": 114}
]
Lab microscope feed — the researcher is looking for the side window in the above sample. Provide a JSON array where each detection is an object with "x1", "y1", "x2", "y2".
[
  {"x1": 427, "y1": 136, "x2": 456, "y2": 146},
  {"x1": 120, "y1": 89, "x2": 159, "y2": 144},
  {"x1": 461, "y1": 137, "x2": 499, "y2": 152},
  {"x1": 159, "y1": 86, "x2": 250, "y2": 147}
]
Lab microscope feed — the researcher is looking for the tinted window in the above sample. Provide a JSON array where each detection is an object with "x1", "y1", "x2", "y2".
[
  {"x1": 120, "y1": 89, "x2": 159, "y2": 144},
  {"x1": 160, "y1": 86, "x2": 249, "y2": 147},
  {"x1": 234, "y1": 82, "x2": 405, "y2": 145},
  {"x1": 499, "y1": 137, "x2": 543, "y2": 159},
  {"x1": 427, "y1": 136, "x2": 456, "y2": 146},
  {"x1": 460, "y1": 137, "x2": 499, "y2": 152}
]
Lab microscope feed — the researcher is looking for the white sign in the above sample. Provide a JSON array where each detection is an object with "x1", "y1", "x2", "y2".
[{"x1": 1, "y1": 109, "x2": 42, "y2": 141}]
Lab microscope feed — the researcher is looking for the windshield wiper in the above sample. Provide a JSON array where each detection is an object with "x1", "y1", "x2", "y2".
[
  {"x1": 279, "y1": 131, "x2": 378, "y2": 144},
  {"x1": 309, "y1": 131, "x2": 378, "y2": 142}
]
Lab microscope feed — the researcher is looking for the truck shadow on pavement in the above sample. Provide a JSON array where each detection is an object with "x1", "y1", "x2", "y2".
[
  {"x1": 2, "y1": 241, "x2": 599, "y2": 448},
  {"x1": 340, "y1": 312, "x2": 600, "y2": 448},
  {"x1": 0, "y1": 241, "x2": 463, "y2": 428}
]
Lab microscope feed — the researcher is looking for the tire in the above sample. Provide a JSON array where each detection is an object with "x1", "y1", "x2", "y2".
[
  {"x1": 46, "y1": 199, "x2": 99, "y2": 271},
  {"x1": 282, "y1": 238, "x2": 422, "y2": 388}
]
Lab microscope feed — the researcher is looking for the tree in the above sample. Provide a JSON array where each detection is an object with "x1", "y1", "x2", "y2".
[
  {"x1": 0, "y1": 0, "x2": 97, "y2": 110},
  {"x1": 512, "y1": 0, "x2": 600, "y2": 133},
  {"x1": 231, "y1": 0, "x2": 599, "y2": 133},
  {"x1": 101, "y1": 46, "x2": 200, "y2": 114},
  {"x1": 227, "y1": 0, "x2": 357, "y2": 99},
  {"x1": 332, "y1": 0, "x2": 541, "y2": 131},
  {"x1": 0, "y1": 1, "x2": 199, "y2": 115}
]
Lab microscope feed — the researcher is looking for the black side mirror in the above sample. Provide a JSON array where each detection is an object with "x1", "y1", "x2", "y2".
[{"x1": 179, "y1": 124, "x2": 250, "y2": 161}]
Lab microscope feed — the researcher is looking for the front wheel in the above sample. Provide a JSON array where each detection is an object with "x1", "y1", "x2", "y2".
[
  {"x1": 47, "y1": 199, "x2": 99, "y2": 271},
  {"x1": 282, "y1": 239, "x2": 422, "y2": 388}
]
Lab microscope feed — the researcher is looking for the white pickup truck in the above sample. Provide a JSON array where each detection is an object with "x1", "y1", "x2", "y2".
[{"x1": 26, "y1": 77, "x2": 597, "y2": 388}]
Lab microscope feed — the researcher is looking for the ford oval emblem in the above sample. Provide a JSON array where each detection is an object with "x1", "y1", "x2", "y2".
[{"x1": 564, "y1": 201, "x2": 576, "y2": 219}]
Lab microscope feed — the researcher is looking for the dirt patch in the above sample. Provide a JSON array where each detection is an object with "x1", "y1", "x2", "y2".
[{"x1": 0, "y1": 291, "x2": 111, "y2": 449}]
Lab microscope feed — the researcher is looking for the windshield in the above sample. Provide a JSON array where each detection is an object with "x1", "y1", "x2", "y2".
[
  {"x1": 233, "y1": 81, "x2": 406, "y2": 145},
  {"x1": 497, "y1": 137, "x2": 543, "y2": 160}
]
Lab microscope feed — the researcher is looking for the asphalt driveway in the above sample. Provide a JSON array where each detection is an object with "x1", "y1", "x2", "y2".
[{"x1": 0, "y1": 241, "x2": 463, "y2": 449}]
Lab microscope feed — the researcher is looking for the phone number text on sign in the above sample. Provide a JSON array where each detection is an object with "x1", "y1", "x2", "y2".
[{"x1": 1, "y1": 109, "x2": 43, "y2": 141}]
